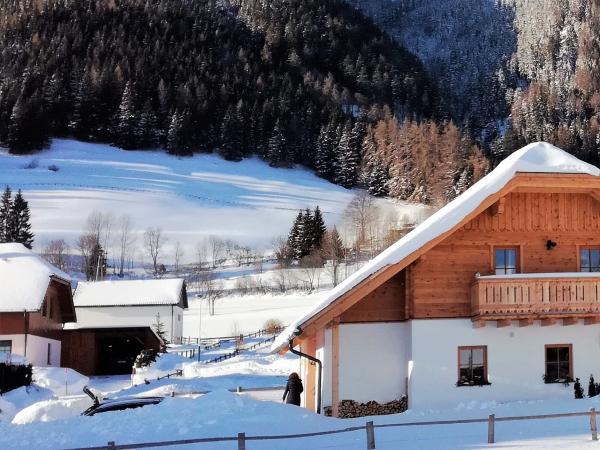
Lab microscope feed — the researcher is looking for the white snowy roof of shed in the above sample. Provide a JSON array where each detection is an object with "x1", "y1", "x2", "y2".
[
  {"x1": 0, "y1": 243, "x2": 71, "y2": 312},
  {"x1": 73, "y1": 278, "x2": 186, "y2": 307},
  {"x1": 272, "y1": 141, "x2": 600, "y2": 352}
]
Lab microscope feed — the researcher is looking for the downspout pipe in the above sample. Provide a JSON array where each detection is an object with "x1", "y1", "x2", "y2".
[{"x1": 288, "y1": 338, "x2": 322, "y2": 414}]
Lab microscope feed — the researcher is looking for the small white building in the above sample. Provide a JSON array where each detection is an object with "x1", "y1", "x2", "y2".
[{"x1": 69, "y1": 279, "x2": 188, "y2": 343}]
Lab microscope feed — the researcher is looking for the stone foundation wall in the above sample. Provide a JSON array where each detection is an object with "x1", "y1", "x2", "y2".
[{"x1": 324, "y1": 397, "x2": 408, "y2": 418}]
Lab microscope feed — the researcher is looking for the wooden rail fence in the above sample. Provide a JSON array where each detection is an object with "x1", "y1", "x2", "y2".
[{"x1": 64, "y1": 408, "x2": 600, "y2": 450}]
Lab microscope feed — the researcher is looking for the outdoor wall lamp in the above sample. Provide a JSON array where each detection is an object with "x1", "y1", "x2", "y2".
[{"x1": 546, "y1": 240, "x2": 557, "y2": 250}]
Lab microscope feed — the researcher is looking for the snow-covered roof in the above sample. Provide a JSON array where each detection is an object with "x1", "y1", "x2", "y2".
[
  {"x1": 0, "y1": 243, "x2": 71, "y2": 312},
  {"x1": 73, "y1": 279, "x2": 187, "y2": 308},
  {"x1": 272, "y1": 142, "x2": 600, "y2": 352}
]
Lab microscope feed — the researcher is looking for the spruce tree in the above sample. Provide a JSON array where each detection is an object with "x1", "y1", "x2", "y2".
[
  {"x1": 267, "y1": 120, "x2": 288, "y2": 167},
  {"x1": 287, "y1": 211, "x2": 303, "y2": 259},
  {"x1": 166, "y1": 110, "x2": 187, "y2": 155},
  {"x1": 335, "y1": 123, "x2": 360, "y2": 188},
  {"x1": 589, "y1": 375, "x2": 597, "y2": 398},
  {"x1": 0, "y1": 186, "x2": 12, "y2": 243},
  {"x1": 86, "y1": 242, "x2": 107, "y2": 281},
  {"x1": 9, "y1": 190, "x2": 34, "y2": 248},
  {"x1": 574, "y1": 378, "x2": 584, "y2": 399},
  {"x1": 311, "y1": 206, "x2": 326, "y2": 250},
  {"x1": 219, "y1": 107, "x2": 244, "y2": 161},
  {"x1": 315, "y1": 122, "x2": 337, "y2": 181},
  {"x1": 115, "y1": 82, "x2": 137, "y2": 149},
  {"x1": 366, "y1": 163, "x2": 389, "y2": 197}
]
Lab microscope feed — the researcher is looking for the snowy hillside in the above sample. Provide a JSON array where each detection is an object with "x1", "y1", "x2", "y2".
[{"x1": 0, "y1": 139, "x2": 428, "y2": 257}]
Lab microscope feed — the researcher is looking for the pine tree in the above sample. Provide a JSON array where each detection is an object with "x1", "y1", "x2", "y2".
[
  {"x1": 298, "y1": 208, "x2": 313, "y2": 258},
  {"x1": 136, "y1": 101, "x2": 159, "y2": 148},
  {"x1": 8, "y1": 190, "x2": 34, "y2": 249},
  {"x1": 315, "y1": 122, "x2": 337, "y2": 181},
  {"x1": 311, "y1": 206, "x2": 326, "y2": 250},
  {"x1": 86, "y1": 241, "x2": 107, "y2": 281},
  {"x1": 574, "y1": 378, "x2": 584, "y2": 399},
  {"x1": 335, "y1": 123, "x2": 360, "y2": 188},
  {"x1": 115, "y1": 82, "x2": 137, "y2": 149},
  {"x1": 0, "y1": 186, "x2": 12, "y2": 243},
  {"x1": 287, "y1": 211, "x2": 303, "y2": 259},
  {"x1": 267, "y1": 120, "x2": 289, "y2": 167},
  {"x1": 219, "y1": 107, "x2": 244, "y2": 161},
  {"x1": 153, "y1": 312, "x2": 168, "y2": 343},
  {"x1": 589, "y1": 375, "x2": 597, "y2": 398},
  {"x1": 365, "y1": 163, "x2": 389, "y2": 197},
  {"x1": 166, "y1": 110, "x2": 188, "y2": 155}
]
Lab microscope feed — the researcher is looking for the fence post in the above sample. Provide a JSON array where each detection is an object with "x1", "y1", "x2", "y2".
[
  {"x1": 488, "y1": 414, "x2": 495, "y2": 444},
  {"x1": 591, "y1": 408, "x2": 598, "y2": 441},
  {"x1": 107, "y1": 442, "x2": 116, "y2": 449},
  {"x1": 238, "y1": 432, "x2": 246, "y2": 450},
  {"x1": 366, "y1": 421, "x2": 376, "y2": 450}
]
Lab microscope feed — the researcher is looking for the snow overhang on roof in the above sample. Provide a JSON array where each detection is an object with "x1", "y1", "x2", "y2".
[
  {"x1": 73, "y1": 278, "x2": 187, "y2": 308},
  {"x1": 0, "y1": 243, "x2": 71, "y2": 312},
  {"x1": 272, "y1": 141, "x2": 600, "y2": 353}
]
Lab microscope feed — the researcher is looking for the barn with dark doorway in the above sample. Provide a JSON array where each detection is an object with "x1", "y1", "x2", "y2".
[{"x1": 62, "y1": 327, "x2": 162, "y2": 375}]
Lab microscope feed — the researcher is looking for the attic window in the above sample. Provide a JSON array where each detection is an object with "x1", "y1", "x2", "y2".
[
  {"x1": 580, "y1": 248, "x2": 600, "y2": 272},
  {"x1": 495, "y1": 248, "x2": 518, "y2": 275}
]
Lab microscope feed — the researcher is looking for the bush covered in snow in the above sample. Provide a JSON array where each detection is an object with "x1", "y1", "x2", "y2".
[
  {"x1": 0, "y1": 363, "x2": 32, "y2": 394},
  {"x1": 33, "y1": 367, "x2": 89, "y2": 396}
]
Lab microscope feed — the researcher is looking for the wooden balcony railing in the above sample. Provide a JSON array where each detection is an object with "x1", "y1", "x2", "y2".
[{"x1": 471, "y1": 274, "x2": 600, "y2": 318}]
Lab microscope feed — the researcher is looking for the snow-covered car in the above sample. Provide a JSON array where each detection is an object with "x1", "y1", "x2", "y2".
[{"x1": 81, "y1": 386, "x2": 163, "y2": 416}]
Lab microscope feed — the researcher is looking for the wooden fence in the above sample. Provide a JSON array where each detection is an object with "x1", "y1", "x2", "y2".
[{"x1": 63, "y1": 408, "x2": 599, "y2": 450}]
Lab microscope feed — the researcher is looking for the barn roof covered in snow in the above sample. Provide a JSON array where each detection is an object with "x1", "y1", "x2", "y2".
[
  {"x1": 272, "y1": 142, "x2": 600, "y2": 352},
  {"x1": 73, "y1": 279, "x2": 188, "y2": 308},
  {"x1": 0, "y1": 243, "x2": 72, "y2": 312}
]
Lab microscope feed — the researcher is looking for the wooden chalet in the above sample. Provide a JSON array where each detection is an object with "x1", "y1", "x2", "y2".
[{"x1": 273, "y1": 142, "x2": 600, "y2": 414}]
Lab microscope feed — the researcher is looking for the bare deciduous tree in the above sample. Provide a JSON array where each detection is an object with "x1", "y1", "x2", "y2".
[
  {"x1": 272, "y1": 236, "x2": 291, "y2": 268},
  {"x1": 144, "y1": 227, "x2": 166, "y2": 274},
  {"x1": 42, "y1": 239, "x2": 70, "y2": 271},
  {"x1": 208, "y1": 235, "x2": 225, "y2": 268},
  {"x1": 300, "y1": 251, "x2": 323, "y2": 292},
  {"x1": 320, "y1": 227, "x2": 345, "y2": 287},
  {"x1": 173, "y1": 241, "x2": 184, "y2": 274},
  {"x1": 116, "y1": 214, "x2": 134, "y2": 277},
  {"x1": 200, "y1": 269, "x2": 223, "y2": 316},
  {"x1": 76, "y1": 232, "x2": 97, "y2": 280}
]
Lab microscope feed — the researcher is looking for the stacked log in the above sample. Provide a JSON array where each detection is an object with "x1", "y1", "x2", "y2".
[{"x1": 324, "y1": 397, "x2": 408, "y2": 418}]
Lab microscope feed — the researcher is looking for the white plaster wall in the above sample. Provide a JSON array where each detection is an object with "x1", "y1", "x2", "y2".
[
  {"x1": 0, "y1": 334, "x2": 25, "y2": 358},
  {"x1": 26, "y1": 335, "x2": 61, "y2": 366},
  {"x1": 0, "y1": 334, "x2": 61, "y2": 366},
  {"x1": 74, "y1": 305, "x2": 184, "y2": 341},
  {"x1": 320, "y1": 327, "x2": 333, "y2": 408},
  {"x1": 338, "y1": 323, "x2": 410, "y2": 403},
  {"x1": 409, "y1": 319, "x2": 600, "y2": 409}
]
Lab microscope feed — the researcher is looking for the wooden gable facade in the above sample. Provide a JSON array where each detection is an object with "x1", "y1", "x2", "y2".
[
  {"x1": 0, "y1": 277, "x2": 75, "y2": 340},
  {"x1": 293, "y1": 173, "x2": 600, "y2": 340}
]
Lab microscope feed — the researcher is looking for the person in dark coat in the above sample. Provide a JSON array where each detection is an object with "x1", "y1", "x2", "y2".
[{"x1": 282, "y1": 372, "x2": 303, "y2": 406}]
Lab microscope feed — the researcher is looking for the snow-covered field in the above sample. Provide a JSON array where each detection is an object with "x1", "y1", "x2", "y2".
[
  {"x1": 0, "y1": 139, "x2": 428, "y2": 257},
  {"x1": 184, "y1": 291, "x2": 325, "y2": 338}
]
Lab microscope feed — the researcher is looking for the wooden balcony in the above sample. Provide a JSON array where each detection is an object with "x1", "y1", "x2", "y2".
[{"x1": 471, "y1": 273, "x2": 600, "y2": 326}]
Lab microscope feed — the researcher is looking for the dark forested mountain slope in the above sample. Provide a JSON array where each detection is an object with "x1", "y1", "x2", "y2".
[
  {"x1": 0, "y1": 0, "x2": 434, "y2": 174},
  {"x1": 348, "y1": 0, "x2": 600, "y2": 168}
]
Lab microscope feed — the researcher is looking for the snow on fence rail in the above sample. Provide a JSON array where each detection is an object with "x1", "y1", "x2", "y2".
[
  {"x1": 62, "y1": 407, "x2": 600, "y2": 450},
  {"x1": 176, "y1": 327, "x2": 282, "y2": 345}
]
